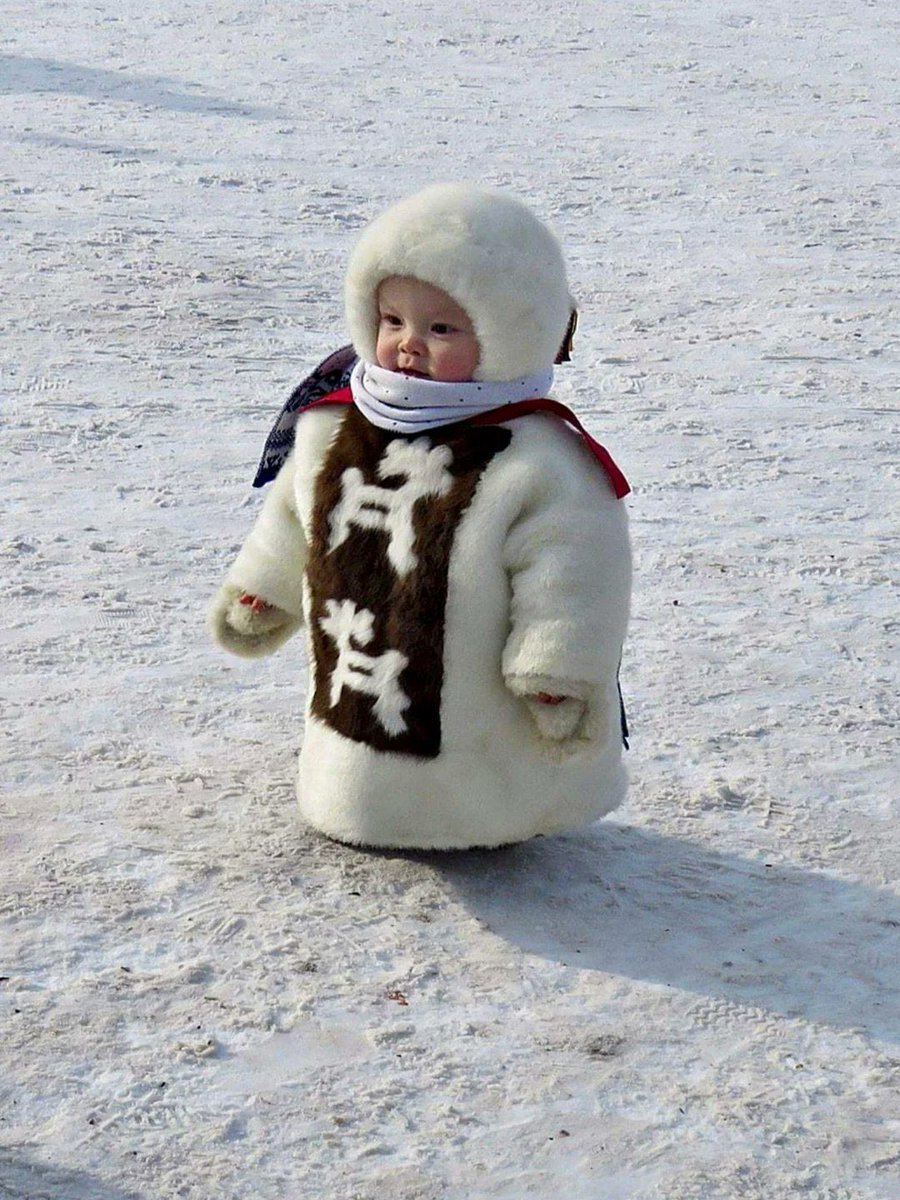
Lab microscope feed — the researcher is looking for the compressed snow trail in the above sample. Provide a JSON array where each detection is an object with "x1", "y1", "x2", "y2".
[{"x1": 2, "y1": 1, "x2": 898, "y2": 1197}]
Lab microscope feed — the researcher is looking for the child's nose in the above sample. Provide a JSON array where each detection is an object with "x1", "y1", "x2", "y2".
[{"x1": 399, "y1": 329, "x2": 425, "y2": 354}]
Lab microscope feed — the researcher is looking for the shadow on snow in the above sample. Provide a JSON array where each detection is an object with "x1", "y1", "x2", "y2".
[
  {"x1": 0, "y1": 55, "x2": 282, "y2": 120},
  {"x1": 0, "y1": 1151, "x2": 142, "y2": 1200},
  {"x1": 418, "y1": 822, "x2": 900, "y2": 1045}
]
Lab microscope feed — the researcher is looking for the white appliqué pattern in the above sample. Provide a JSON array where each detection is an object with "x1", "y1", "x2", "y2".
[
  {"x1": 327, "y1": 438, "x2": 454, "y2": 577},
  {"x1": 318, "y1": 598, "x2": 410, "y2": 736}
]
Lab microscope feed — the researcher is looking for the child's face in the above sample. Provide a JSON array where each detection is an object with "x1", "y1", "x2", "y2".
[{"x1": 375, "y1": 276, "x2": 480, "y2": 382}]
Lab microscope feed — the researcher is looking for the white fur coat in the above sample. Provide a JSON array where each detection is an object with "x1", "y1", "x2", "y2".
[{"x1": 210, "y1": 406, "x2": 631, "y2": 849}]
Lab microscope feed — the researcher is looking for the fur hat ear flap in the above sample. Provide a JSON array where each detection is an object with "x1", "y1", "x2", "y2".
[{"x1": 345, "y1": 183, "x2": 574, "y2": 382}]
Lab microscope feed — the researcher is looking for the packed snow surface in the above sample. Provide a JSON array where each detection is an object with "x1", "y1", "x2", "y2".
[{"x1": 2, "y1": 0, "x2": 898, "y2": 1197}]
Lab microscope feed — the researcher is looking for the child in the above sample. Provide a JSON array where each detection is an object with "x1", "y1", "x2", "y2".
[{"x1": 209, "y1": 183, "x2": 632, "y2": 849}]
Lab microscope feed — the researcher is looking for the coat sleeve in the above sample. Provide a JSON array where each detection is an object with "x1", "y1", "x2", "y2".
[
  {"x1": 223, "y1": 453, "x2": 307, "y2": 615},
  {"x1": 208, "y1": 456, "x2": 307, "y2": 658},
  {"x1": 500, "y1": 427, "x2": 632, "y2": 748}
]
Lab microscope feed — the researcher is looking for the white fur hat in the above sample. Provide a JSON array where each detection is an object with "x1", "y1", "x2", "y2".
[{"x1": 344, "y1": 183, "x2": 573, "y2": 382}]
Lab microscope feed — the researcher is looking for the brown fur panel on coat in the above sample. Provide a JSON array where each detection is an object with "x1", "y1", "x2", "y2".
[{"x1": 306, "y1": 406, "x2": 511, "y2": 758}]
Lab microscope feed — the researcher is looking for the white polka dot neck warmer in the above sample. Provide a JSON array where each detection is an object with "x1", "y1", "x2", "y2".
[{"x1": 350, "y1": 360, "x2": 555, "y2": 434}]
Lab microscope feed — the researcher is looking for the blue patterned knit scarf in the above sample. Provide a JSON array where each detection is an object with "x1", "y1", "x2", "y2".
[{"x1": 253, "y1": 344, "x2": 358, "y2": 488}]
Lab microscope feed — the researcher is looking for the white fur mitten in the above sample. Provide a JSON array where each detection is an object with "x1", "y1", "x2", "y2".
[
  {"x1": 506, "y1": 674, "x2": 592, "y2": 745},
  {"x1": 523, "y1": 696, "x2": 587, "y2": 741},
  {"x1": 208, "y1": 584, "x2": 301, "y2": 659}
]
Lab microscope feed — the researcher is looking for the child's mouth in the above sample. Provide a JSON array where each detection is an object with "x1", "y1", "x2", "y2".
[{"x1": 399, "y1": 368, "x2": 429, "y2": 379}]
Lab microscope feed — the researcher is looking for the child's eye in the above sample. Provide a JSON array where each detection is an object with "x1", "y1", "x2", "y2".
[
  {"x1": 431, "y1": 323, "x2": 452, "y2": 335},
  {"x1": 380, "y1": 313, "x2": 402, "y2": 327}
]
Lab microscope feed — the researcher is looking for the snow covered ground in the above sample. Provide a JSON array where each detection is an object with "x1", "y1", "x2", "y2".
[{"x1": 2, "y1": 0, "x2": 898, "y2": 1196}]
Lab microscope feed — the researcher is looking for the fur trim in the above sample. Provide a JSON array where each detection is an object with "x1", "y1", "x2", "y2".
[{"x1": 345, "y1": 183, "x2": 573, "y2": 382}]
